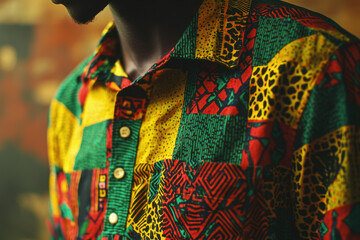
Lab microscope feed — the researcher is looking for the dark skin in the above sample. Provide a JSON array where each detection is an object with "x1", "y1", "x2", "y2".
[{"x1": 53, "y1": 0, "x2": 203, "y2": 80}]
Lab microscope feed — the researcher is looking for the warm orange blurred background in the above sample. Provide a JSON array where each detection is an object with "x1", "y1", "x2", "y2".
[{"x1": 0, "y1": 0, "x2": 360, "y2": 239}]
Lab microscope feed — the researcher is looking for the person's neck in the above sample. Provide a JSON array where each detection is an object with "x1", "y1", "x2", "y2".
[{"x1": 109, "y1": 0, "x2": 202, "y2": 80}]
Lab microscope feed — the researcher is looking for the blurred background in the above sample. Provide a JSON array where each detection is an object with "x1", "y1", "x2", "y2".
[{"x1": 0, "y1": 0, "x2": 359, "y2": 239}]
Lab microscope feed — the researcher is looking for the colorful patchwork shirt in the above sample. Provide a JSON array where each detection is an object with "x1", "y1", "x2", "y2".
[{"x1": 48, "y1": 0, "x2": 360, "y2": 239}]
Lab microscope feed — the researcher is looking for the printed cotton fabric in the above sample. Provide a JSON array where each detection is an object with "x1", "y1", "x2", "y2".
[{"x1": 48, "y1": 0, "x2": 360, "y2": 239}]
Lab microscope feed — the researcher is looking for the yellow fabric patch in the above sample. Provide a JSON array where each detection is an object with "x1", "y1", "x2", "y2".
[
  {"x1": 126, "y1": 164, "x2": 150, "y2": 233},
  {"x1": 136, "y1": 69, "x2": 187, "y2": 165},
  {"x1": 195, "y1": 0, "x2": 251, "y2": 67},
  {"x1": 248, "y1": 34, "x2": 338, "y2": 129},
  {"x1": 292, "y1": 125, "x2": 360, "y2": 239},
  {"x1": 217, "y1": 0, "x2": 252, "y2": 65},
  {"x1": 314, "y1": 28, "x2": 351, "y2": 43},
  {"x1": 82, "y1": 81, "x2": 117, "y2": 127},
  {"x1": 111, "y1": 60, "x2": 128, "y2": 78},
  {"x1": 274, "y1": 33, "x2": 337, "y2": 67},
  {"x1": 48, "y1": 100, "x2": 83, "y2": 172},
  {"x1": 195, "y1": 0, "x2": 222, "y2": 62},
  {"x1": 126, "y1": 163, "x2": 165, "y2": 239},
  {"x1": 48, "y1": 82, "x2": 116, "y2": 172},
  {"x1": 101, "y1": 22, "x2": 115, "y2": 37},
  {"x1": 49, "y1": 169, "x2": 60, "y2": 217},
  {"x1": 326, "y1": 126, "x2": 360, "y2": 210},
  {"x1": 143, "y1": 166, "x2": 165, "y2": 240},
  {"x1": 95, "y1": 22, "x2": 117, "y2": 55}
]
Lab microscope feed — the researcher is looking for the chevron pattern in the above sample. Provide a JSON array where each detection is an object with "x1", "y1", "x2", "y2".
[{"x1": 162, "y1": 159, "x2": 269, "y2": 239}]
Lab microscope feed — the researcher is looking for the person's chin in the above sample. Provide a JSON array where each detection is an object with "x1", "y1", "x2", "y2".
[
  {"x1": 51, "y1": 0, "x2": 93, "y2": 24},
  {"x1": 59, "y1": 0, "x2": 109, "y2": 24},
  {"x1": 68, "y1": 8, "x2": 97, "y2": 24},
  {"x1": 51, "y1": 0, "x2": 67, "y2": 4}
]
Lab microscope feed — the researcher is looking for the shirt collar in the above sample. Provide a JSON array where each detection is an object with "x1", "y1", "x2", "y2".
[{"x1": 82, "y1": 0, "x2": 253, "y2": 91}]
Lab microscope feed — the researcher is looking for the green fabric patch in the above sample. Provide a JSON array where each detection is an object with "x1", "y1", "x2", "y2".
[
  {"x1": 79, "y1": 219, "x2": 89, "y2": 236},
  {"x1": 319, "y1": 31, "x2": 348, "y2": 47},
  {"x1": 74, "y1": 121, "x2": 108, "y2": 170},
  {"x1": 54, "y1": 57, "x2": 91, "y2": 122},
  {"x1": 103, "y1": 119, "x2": 142, "y2": 235},
  {"x1": 331, "y1": 210, "x2": 342, "y2": 239},
  {"x1": 253, "y1": 16, "x2": 316, "y2": 66},
  {"x1": 174, "y1": 64, "x2": 247, "y2": 165},
  {"x1": 59, "y1": 203, "x2": 74, "y2": 221},
  {"x1": 319, "y1": 222, "x2": 329, "y2": 238},
  {"x1": 148, "y1": 161, "x2": 163, "y2": 203},
  {"x1": 173, "y1": 113, "x2": 247, "y2": 165},
  {"x1": 344, "y1": 204, "x2": 360, "y2": 234},
  {"x1": 294, "y1": 77, "x2": 360, "y2": 149},
  {"x1": 256, "y1": 0, "x2": 358, "y2": 42},
  {"x1": 171, "y1": 13, "x2": 198, "y2": 59}
]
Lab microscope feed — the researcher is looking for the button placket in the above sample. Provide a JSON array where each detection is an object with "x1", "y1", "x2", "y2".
[{"x1": 103, "y1": 119, "x2": 142, "y2": 235}]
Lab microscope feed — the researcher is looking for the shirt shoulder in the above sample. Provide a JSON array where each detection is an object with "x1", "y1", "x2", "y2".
[
  {"x1": 252, "y1": 0, "x2": 358, "y2": 40},
  {"x1": 50, "y1": 56, "x2": 92, "y2": 123},
  {"x1": 249, "y1": 0, "x2": 359, "y2": 68},
  {"x1": 246, "y1": 0, "x2": 360, "y2": 145},
  {"x1": 48, "y1": 56, "x2": 93, "y2": 172}
]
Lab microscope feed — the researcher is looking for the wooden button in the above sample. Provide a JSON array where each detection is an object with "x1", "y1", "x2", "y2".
[
  {"x1": 108, "y1": 213, "x2": 118, "y2": 224},
  {"x1": 113, "y1": 168, "x2": 125, "y2": 180},
  {"x1": 119, "y1": 126, "x2": 131, "y2": 138}
]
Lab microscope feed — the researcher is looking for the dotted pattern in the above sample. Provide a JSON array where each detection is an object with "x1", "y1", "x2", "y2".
[
  {"x1": 195, "y1": 0, "x2": 222, "y2": 62},
  {"x1": 135, "y1": 68, "x2": 187, "y2": 165},
  {"x1": 47, "y1": 0, "x2": 360, "y2": 239}
]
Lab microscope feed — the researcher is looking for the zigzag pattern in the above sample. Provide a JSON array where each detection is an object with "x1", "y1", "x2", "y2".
[
  {"x1": 126, "y1": 162, "x2": 165, "y2": 240},
  {"x1": 162, "y1": 159, "x2": 269, "y2": 239},
  {"x1": 126, "y1": 164, "x2": 150, "y2": 234},
  {"x1": 254, "y1": 3, "x2": 337, "y2": 31},
  {"x1": 148, "y1": 161, "x2": 163, "y2": 203}
]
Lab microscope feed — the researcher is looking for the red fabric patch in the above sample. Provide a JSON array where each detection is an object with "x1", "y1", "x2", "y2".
[
  {"x1": 78, "y1": 80, "x2": 91, "y2": 106},
  {"x1": 120, "y1": 78, "x2": 132, "y2": 89},
  {"x1": 322, "y1": 204, "x2": 356, "y2": 240},
  {"x1": 220, "y1": 106, "x2": 239, "y2": 115},
  {"x1": 227, "y1": 78, "x2": 242, "y2": 94},
  {"x1": 254, "y1": 4, "x2": 337, "y2": 31},
  {"x1": 197, "y1": 94, "x2": 210, "y2": 111},
  {"x1": 114, "y1": 96, "x2": 147, "y2": 120},
  {"x1": 202, "y1": 101, "x2": 219, "y2": 114},
  {"x1": 187, "y1": 64, "x2": 250, "y2": 116},
  {"x1": 241, "y1": 120, "x2": 296, "y2": 169},
  {"x1": 163, "y1": 159, "x2": 268, "y2": 239}
]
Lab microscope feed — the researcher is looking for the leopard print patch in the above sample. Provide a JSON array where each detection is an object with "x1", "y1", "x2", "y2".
[
  {"x1": 325, "y1": 126, "x2": 360, "y2": 210},
  {"x1": 196, "y1": 0, "x2": 252, "y2": 67},
  {"x1": 292, "y1": 125, "x2": 360, "y2": 239},
  {"x1": 248, "y1": 34, "x2": 338, "y2": 129}
]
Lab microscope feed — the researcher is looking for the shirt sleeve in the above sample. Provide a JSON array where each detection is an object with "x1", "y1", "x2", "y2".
[
  {"x1": 291, "y1": 42, "x2": 360, "y2": 239},
  {"x1": 47, "y1": 58, "x2": 91, "y2": 239}
]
